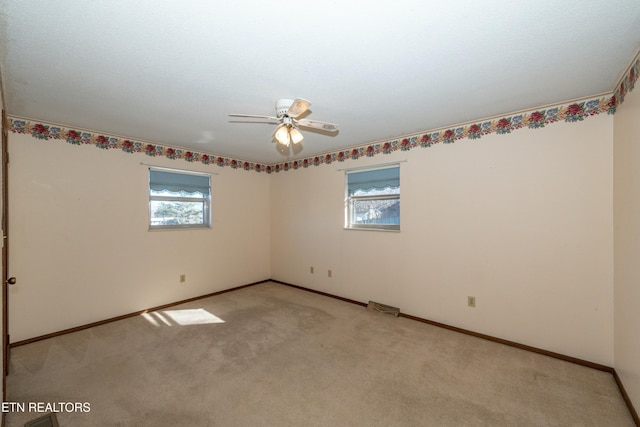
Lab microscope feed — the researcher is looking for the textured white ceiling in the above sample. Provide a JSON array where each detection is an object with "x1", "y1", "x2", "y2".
[{"x1": 1, "y1": 0, "x2": 639, "y2": 164}]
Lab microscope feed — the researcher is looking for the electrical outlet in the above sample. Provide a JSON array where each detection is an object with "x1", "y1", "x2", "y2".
[
  {"x1": 180, "y1": 274, "x2": 186, "y2": 283},
  {"x1": 310, "y1": 266, "x2": 314, "y2": 274},
  {"x1": 467, "y1": 296, "x2": 476, "y2": 307},
  {"x1": 328, "y1": 269, "x2": 332, "y2": 278}
]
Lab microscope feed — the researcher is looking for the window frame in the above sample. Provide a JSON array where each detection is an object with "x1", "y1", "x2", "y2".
[
  {"x1": 148, "y1": 168, "x2": 212, "y2": 230},
  {"x1": 344, "y1": 164, "x2": 400, "y2": 232}
]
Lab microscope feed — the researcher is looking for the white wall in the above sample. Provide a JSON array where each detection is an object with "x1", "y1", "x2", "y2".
[
  {"x1": 8, "y1": 133, "x2": 271, "y2": 341},
  {"x1": 271, "y1": 114, "x2": 615, "y2": 365},
  {"x1": 614, "y1": 84, "x2": 640, "y2": 411}
]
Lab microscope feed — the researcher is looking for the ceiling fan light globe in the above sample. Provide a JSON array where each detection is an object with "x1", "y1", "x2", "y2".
[
  {"x1": 274, "y1": 125, "x2": 291, "y2": 146},
  {"x1": 289, "y1": 127, "x2": 304, "y2": 144}
]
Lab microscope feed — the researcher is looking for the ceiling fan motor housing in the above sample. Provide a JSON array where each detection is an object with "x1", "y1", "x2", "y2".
[{"x1": 276, "y1": 98, "x2": 295, "y2": 118}]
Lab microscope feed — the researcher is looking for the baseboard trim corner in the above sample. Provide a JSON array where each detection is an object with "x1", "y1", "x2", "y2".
[
  {"x1": 613, "y1": 369, "x2": 640, "y2": 426},
  {"x1": 271, "y1": 280, "x2": 367, "y2": 308}
]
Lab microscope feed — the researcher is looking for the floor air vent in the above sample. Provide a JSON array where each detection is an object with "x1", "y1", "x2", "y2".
[
  {"x1": 24, "y1": 413, "x2": 59, "y2": 427},
  {"x1": 367, "y1": 301, "x2": 400, "y2": 316}
]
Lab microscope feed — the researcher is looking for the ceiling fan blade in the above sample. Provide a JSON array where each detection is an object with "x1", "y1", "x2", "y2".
[
  {"x1": 286, "y1": 98, "x2": 311, "y2": 118},
  {"x1": 295, "y1": 119, "x2": 338, "y2": 132},
  {"x1": 229, "y1": 114, "x2": 278, "y2": 120}
]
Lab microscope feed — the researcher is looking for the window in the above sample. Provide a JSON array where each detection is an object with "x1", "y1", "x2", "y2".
[
  {"x1": 345, "y1": 165, "x2": 400, "y2": 230},
  {"x1": 148, "y1": 168, "x2": 211, "y2": 229}
]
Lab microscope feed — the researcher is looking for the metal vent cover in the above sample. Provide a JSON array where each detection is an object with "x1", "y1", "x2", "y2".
[{"x1": 367, "y1": 301, "x2": 400, "y2": 317}]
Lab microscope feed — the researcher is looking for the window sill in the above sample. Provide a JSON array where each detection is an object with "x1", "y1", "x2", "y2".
[
  {"x1": 343, "y1": 227, "x2": 400, "y2": 233},
  {"x1": 148, "y1": 225, "x2": 212, "y2": 231}
]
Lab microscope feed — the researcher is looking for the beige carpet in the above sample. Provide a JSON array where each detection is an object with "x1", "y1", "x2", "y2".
[{"x1": 5, "y1": 282, "x2": 635, "y2": 426}]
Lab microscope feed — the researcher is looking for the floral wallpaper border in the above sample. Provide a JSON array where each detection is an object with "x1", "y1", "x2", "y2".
[{"x1": 8, "y1": 57, "x2": 638, "y2": 174}]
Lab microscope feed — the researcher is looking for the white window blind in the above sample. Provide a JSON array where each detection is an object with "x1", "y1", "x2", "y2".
[
  {"x1": 149, "y1": 169, "x2": 210, "y2": 195},
  {"x1": 346, "y1": 166, "x2": 400, "y2": 195}
]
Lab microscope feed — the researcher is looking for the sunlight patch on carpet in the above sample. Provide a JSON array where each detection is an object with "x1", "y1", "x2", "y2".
[
  {"x1": 142, "y1": 309, "x2": 224, "y2": 326},
  {"x1": 162, "y1": 308, "x2": 225, "y2": 325},
  {"x1": 141, "y1": 311, "x2": 173, "y2": 327}
]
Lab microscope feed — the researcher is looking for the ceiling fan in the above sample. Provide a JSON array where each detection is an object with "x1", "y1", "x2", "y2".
[{"x1": 229, "y1": 98, "x2": 338, "y2": 147}]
